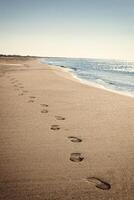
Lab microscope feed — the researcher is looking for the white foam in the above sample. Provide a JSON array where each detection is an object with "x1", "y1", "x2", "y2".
[
  {"x1": 59, "y1": 66, "x2": 134, "y2": 98},
  {"x1": 72, "y1": 73, "x2": 134, "y2": 98},
  {"x1": 39, "y1": 59, "x2": 134, "y2": 98},
  {"x1": 0, "y1": 63, "x2": 23, "y2": 66}
]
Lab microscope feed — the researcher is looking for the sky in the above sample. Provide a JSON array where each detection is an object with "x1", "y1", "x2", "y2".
[{"x1": 0, "y1": 0, "x2": 134, "y2": 60}]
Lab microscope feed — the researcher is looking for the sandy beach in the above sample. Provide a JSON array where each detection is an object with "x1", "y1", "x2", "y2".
[{"x1": 0, "y1": 57, "x2": 134, "y2": 200}]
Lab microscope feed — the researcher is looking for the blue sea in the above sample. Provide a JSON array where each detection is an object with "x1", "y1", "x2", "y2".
[{"x1": 41, "y1": 57, "x2": 134, "y2": 97}]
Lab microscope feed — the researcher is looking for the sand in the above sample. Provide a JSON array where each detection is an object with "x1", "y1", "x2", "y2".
[{"x1": 0, "y1": 57, "x2": 134, "y2": 200}]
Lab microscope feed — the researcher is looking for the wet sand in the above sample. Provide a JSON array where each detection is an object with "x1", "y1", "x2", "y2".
[{"x1": 0, "y1": 57, "x2": 134, "y2": 200}]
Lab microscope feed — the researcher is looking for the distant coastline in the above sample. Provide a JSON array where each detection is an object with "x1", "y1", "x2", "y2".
[{"x1": 42, "y1": 57, "x2": 134, "y2": 98}]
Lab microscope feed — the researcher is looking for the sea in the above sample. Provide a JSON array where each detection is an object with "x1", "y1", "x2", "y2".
[{"x1": 41, "y1": 57, "x2": 134, "y2": 97}]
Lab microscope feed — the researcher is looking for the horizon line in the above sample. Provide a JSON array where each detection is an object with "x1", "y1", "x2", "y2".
[{"x1": 0, "y1": 53, "x2": 133, "y2": 62}]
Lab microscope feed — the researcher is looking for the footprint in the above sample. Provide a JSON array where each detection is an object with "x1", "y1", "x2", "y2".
[
  {"x1": 19, "y1": 86, "x2": 24, "y2": 89},
  {"x1": 30, "y1": 96, "x2": 36, "y2": 99},
  {"x1": 55, "y1": 116, "x2": 65, "y2": 120},
  {"x1": 41, "y1": 109, "x2": 48, "y2": 113},
  {"x1": 40, "y1": 104, "x2": 48, "y2": 107},
  {"x1": 70, "y1": 153, "x2": 84, "y2": 162},
  {"x1": 28, "y1": 100, "x2": 34, "y2": 103},
  {"x1": 11, "y1": 81, "x2": 16, "y2": 84},
  {"x1": 51, "y1": 125, "x2": 60, "y2": 130},
  {"x1": 23, "y1": 90, "x2": 28, "y2": 93},
  {"x1": 68, "y1": 136, "x2": 82, "y2": 143},
  {"x1": 12, "y1": 80, "x2": 18, "y2": 83},
  {"x1": 18, "y1": 93, "x2": 24, "y2": 96},
  {"x1": 86, "y1": 177, "x2": 111, "y2": 190}
]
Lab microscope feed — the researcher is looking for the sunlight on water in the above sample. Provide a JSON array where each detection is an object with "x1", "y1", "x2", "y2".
[{"x1": 42, "y1": 57, "x2": 134, "y2": 97}]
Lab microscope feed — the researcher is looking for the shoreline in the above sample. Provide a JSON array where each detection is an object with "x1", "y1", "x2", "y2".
[
  {"x1": 0, "y1": 57, "x2": 134, "y2": 200},
  {"x1": 40, "y1": 59, "x2": 134, "y2": 99}
]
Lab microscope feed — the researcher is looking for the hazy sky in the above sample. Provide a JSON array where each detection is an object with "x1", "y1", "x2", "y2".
[{"x1": 0, "y1": 0, "x2": 134, "y2": 60}]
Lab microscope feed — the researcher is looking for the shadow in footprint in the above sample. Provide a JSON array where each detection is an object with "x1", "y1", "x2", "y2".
[
  {"x1": 51, "y1": 125, "x2": 60, "y2": 130},
  {"x1": 86, "y1": 177, "x2": 111, "y2": 190},
  {"x1": 18, "y1": 93, "x2": 24, "y2": 96},
  {"x1": 10, "y1": 78, "x2": 15, "y2": 81},
  {"x1": 30, "y1": 96, "x2": 36, "y2": 99},
  {"x1": 28, "y1": 100, "x2": 34, "y2": 103},
  {"x1": 55, "y1": 116, "x2": 65, "y2": 120},
  {"x1": 70, "y1": 153, "x2": 84, "y2": 162},
  {"x1": 23, "y1": 90, "x2": 28, "y2": 93},
  {"x1": 40, "y1": 104, "x2": 48, "y2": 107},
  {"x1": 41, "y1": 109, "x2": 48, "y2": 113},
  {"x1": 11, "y1": 81, "x2": 17, "y2": 84},
  {"x1": 12, "y1": 80, "x2": 18, "y2": 84},
  {"x1": 68, "y1": 136, "x2": 82, "y2": 143},
  {"x1": 13, "y1": 84, "x2": 18, "y2": 87}
]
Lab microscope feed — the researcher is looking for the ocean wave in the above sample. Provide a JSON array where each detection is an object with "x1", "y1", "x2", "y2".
[{"x1": 41, "y1": 57, "x2": 134, "y2": 97}]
